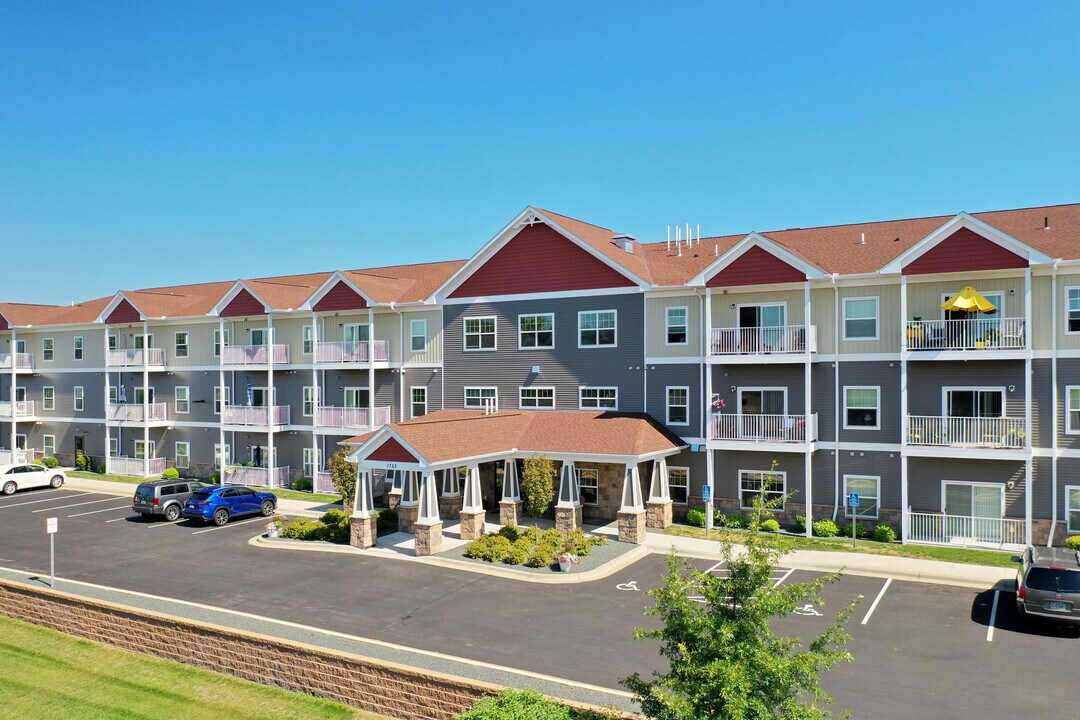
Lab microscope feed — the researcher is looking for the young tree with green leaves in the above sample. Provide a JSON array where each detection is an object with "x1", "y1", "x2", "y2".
[
  {"x1": 327, "y1": 447, "x2": 358, "y2": 512},
  {"x1": 623, "y1": 469, "x2": 857, "y2": 719},
  {"x1": 520, "y1": 454, "x2": 556, "y2": 518}
]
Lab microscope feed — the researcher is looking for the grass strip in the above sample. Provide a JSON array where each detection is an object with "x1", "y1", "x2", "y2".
[{"x1": 67, "y1": 471, "x2": 342, "y2": 504}]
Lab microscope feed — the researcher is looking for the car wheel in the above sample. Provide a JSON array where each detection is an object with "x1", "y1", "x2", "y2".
[
  {"x1": 164, "y1": 504, "x2": 181, "y2": 522},
  {"x1": 50, "y1": 475, "x2": 64, "y2": 488},
  {"x1": 1, "y1": 481, "x2": 16, "y2": 495},
  {"x1": 213, "y1": 508, "x2": 229, "y2": 526},
  {"x1": 260, "y1": 500, "x2": 275, "y2": 517}
]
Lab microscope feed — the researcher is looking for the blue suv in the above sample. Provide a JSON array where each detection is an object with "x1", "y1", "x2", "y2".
[{"x1": 182, "y1": 484, "x2": 277, "y2": 526}]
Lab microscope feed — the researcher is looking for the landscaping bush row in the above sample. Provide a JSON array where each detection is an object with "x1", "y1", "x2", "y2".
[
  {"x1": 465, "y1": 526, "x2": 608, "y2": 568},
  {"x1": 685, "y1": 508, "x2": 897, "y2": 543}
]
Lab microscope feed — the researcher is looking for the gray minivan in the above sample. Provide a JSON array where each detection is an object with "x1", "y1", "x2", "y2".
[
  {"x1": 1013, "y1": 545, "x2": 1080, "y2": 626},
  {"x1": 132, "y1": 479, "x2": 206, "y2": 521}
]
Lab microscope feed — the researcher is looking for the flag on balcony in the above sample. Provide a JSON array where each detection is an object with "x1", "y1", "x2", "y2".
[
  {"x1": 246, "y1": 379, "x2": 254, "y2": 407},
  {"x1": 118, "y1": 384, "x2": 127, "y2": 403},
  {"x1": 940, "y1": 286, "x2": 997, "y2": 314}
]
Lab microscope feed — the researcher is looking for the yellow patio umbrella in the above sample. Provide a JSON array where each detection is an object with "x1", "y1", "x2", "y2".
[{"x1": 940, "y1": 286, "x2": 997, "y2": 314}]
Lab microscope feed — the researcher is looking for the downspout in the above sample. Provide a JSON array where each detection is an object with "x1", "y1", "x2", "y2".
[
  {"x1": 440, "y1": 303, "x2": 445, "y2": 411},
  {"x1": 641, "y1": 292, "x2": 647, "y2": 416},
  {"x1": 391, "y1": 303, "x2": 404, "y2": 422},
  {"x1": 900, "y1": 275, "x2": 909, "y2": 543},
  {"x1": 311, "y1": 311, "x2": 320, "y2": 481},
  {"x1": 267, "y1": 313, "x2": 276, "y2": 486},
  {"x1": 803, "y1": 280, "x2": 813, "y2": 538},
  {"x1": 832, "y1": 274, "x2": 840, "y2": 521},
  {"x1": 368, "y1": 306, "x2": 375, "y2": 425},
  {"x1": 218, "y1": 317, "x2": 226, "y2": 480},
  {"x1": 11, "y1": 327, "x2": 18, "y2": 462},
  {"x1": 142, "y1": 320, "x2": 150, "y2": 477},
  {"x1": 102, "y1": 326, "x2": 110, "y2": 474},
  {"x1": 1049, "y1": 260, "x2": 1060, "y2": 545},
  {"x1": 1024, "y1": 268, "x2": 1033, "y2": 546},
  {"x1": 703, "y1": 287, "x2": 713, "y2": 508}
]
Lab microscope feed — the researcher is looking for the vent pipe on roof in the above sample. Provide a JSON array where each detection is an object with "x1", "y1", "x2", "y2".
[
  {"x1": 859, "y1": 232, "x2": 866, "y2": 245},
  {"x1": 614, "y1": 233, "x2": 636, "y2": 253},
  {"x1": 715, "y1": 244, "x2": 719, "y2": 257},
  {"x1": 667, "y1": 225, "x2": 671, "y2": 251},
  {"x1": 697, "y1": 224, "x2": 701, "y2": 246},
  {"x1": 1044, "y1": 216, "x2": 1050, "y2": 230}
]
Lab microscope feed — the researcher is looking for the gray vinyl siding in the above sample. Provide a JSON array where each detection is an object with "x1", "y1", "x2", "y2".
[
  {"x1": 836, "y1": 361, "x2": 901, "y2": 444},
  {"x1": 712, "y1": 450, "x2": 807, "y2": 510},
  {"x1": 443, "y1": 295, "x2": 645, "y2": 413},
  {"x1": 645, "y1": 363, "x2": 702, "y2": 435},
  {"x1": 1031, "y1": 359, "x2": 1052, "y2": 448},
  {"x1": 812, "y1": 450, "x2": 902, "y2": 511},
  {"x1": 906, "y1": 457, "x2": 1026, "y2": 518},
  {"x1": 667, "y1": 447, "x2": 709, "y2": 507},
  {"x1": 906, "y1": 360, "x2": 1026, "y2": 418},
  {"x1": 1054, "y1": 358, "x2": 1080, "y2": 449},
  {"x1": 1056, "y1": 457, "x2": 1080, "y2": 528},
  {"x1": 710, "y1": 364, "x2": 807, "y2": 414}
]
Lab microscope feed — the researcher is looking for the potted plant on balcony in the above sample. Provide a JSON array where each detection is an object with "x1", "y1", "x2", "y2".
[{"x1": 906, "y1": 317, "x2": 925, "y2": 344}]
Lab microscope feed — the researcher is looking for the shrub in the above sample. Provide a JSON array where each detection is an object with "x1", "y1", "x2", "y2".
[
  {"x1": 1064, "y1": 535, "x2": 1080, "y2": 550},
  {"x1": 498, "y1": 525, "x2": 523, "y2": 543},
  {"x1": 794, "y1": 514, "x2": 807, "y2": 533},
  {"x1": 281, "y1": 517, "x2": 319, "y2": 540},
  {"x1": 503, "y1": 537, "x2": 531, "y2": 565},
  {"x1": 521, "y1": 455, "x2": 556, "y2": 518},
  {"x1": 873, "y1": 523, "x2": 897, "y2": 543},
  {"x1": 840, "y1": 523, "x2": 871, "y2": 539},
  {"x1": 41, "y1": 457, "x2": 60, "y2": 468},
  {"x1": 456, "y1": 688, "x2": 576, "y2": 720},
  {"x1": 564, "y1": 528, "x2": 606, "y2": 558},
  {"x1": 525, "y1": 541, "x2": 558, "y2": 569},
  {"x1": 812, "y1": 518, "x2": 839, "y2": 537},
  {"x1": 725, "y1": 514, "x2": 748, "y2": 529},
  {"x1": 95, "y1": 464, "x2": 106, "y2": 474},
  {"x1": 161, "y1": 468, "x2": 180, "y2": 480},
  {"x1": 328, "y1": 447, "x2": 357, "y2": 511},
  {"x1": 465, "y1": 534, "x2": 512, "y2": 563},
  {"x1": 712, "y1": 510, "x2": 727, "y2": 528},
  {"x1": 540, "y1": 527, "x2": 563, "y2": 547},
  {"x1": 320, "y1": 509, "x2": 349, "y2": 526},
  {"x1": 376, "y1": 509, "x2": 398, "y2": 534},
  {"x1": 686, "y1": 508, "x2": 707, "y2": 528},
  {"x1": 75, "y1": 454, "x2": 92, "y2": 471},
  {"x1": 313, "y1": 519, "x2": 350, "y2": 544},
  {"x1": 209, "y1": 471, "x2": 221, "y2": 484},
  {"x1": 759, "y1": 518, "x2": 781, "y2": 532},
  {"x1": 291, "y1": 477, "x2": 313, "y2": 492}
]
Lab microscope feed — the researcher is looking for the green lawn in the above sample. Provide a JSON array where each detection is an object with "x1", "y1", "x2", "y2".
[
  {"x1": 68, "y1": 471, "x2": 343, "y2": 504},
  {"x1": 665, "y1": 524, "x2": 1019, "y2": 568},
  {"x1": 0, "y1": 615, "x2": 389, "y2": 720}
]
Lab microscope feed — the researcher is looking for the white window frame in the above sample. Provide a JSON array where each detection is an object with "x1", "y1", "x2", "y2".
[
  {"x1": 250, "y1": 328, "x2": 268, "y2": 346},
  {"x1": 134, "y1": 439, "x2": 156, "y2": 460},
  {"x1": 108, "y1": 437, "x2": 118, "y2": 457},
  {"x1": 1068, "y1": 386, "x2": 1080, "y2": 435},
  {"x1": 213, "y1": 386, "x2": 230, "y2": 415},
  {"x1": 737, "y1": 386, "x2": 788, "y2": 416},
  {"x1": 843, "y1": 386, "x2": 881, "y2": 430},
  {"x1": 108, "y1": 385, "x2": 117, "y2": 404},
  {"x1": 73, "y1": 386, "x2": 84, "y2": 412},
  {"x1": 463, "y1": 316, "x2": 497, "y2": 352},
  {"x1": 579, "y1": 386, "x2": 618, "y2": 410},
  {"x1": 303, "y1": 448, "x2": 318, "y2": 479},
  {"x1": 666, "y1": 386, "x2": 690, "y2": 426},
  {"x1": 842, "y1": 296, "x2": 879, "y2": 341},
  {"x1": 1067, "y1": 287, "x2": 1080, "y2": 335},
  {"x1": 464, "y1": 387, "x2": 498, "y2": 409},
  {"x1": 517, "y1": 313, "x2": 555, "y2": 350},
  {"x1": 410, "y1": 386, "x2": 427, "y2": 419},
  {"x1": 42, "y1": 338, "x2": 54, "y2": 362},
  {"x1": 133, "y1": 334, "x2": 154, "y2": 350},
  {"x1": 668, "y1": 466, "x2": 689, "y2": 505},
  {"x1": 42, "y1": 386, "x2": 55, "y2": 411},
  {"x1": 214, "y1": 443, "x2": 231, "y2": 465},
  {"x1": 133, "y1": 386, "x2": 155, "y2": 405},
  {"x1": 175, "y1": 386, "x2": 189, "y2": 414},
  {"x1": 941, "y1": 480, "x2": 1005, "y2": 518},
  {"x1": 174, "y1": 331, "x2": 189, "y2": 359},
  {"x1": 1066, "y1": 485, "x2": 1080, "y2": 534},
  {"x1": 302, "y1": 386, "x2": 316, "y2": 417},
  {"x1": 576, "y1": 467, "x2": 599, "y2": 506},
  {"x1": 665, "y1": 306, "x2": 688, "y2": 346},
  {"x1": 843, "y1": 475, "x2": 880, "y2": 519},
  {"x1": 107, "y1": 335, "x2": 117, "y2": 351},
  {"x1": 739, "y1": 468, "x2": 787, "y2": 511},
  {"x1": 175, "y1": 441, "x2": 190, "y2": 470},
  {"x1": 410, "y1": 319, "x2": 427, "y2": 353},
  {"x1": 577, "y1": 309, "x2": 617, "y2": 348},
  {"x1": 302, "y1": 325, "x2": 314, "y2": 355},
  {"x1": 43, "y1": 435, "x2": 55, "y2": 458},
  {"x1": 213, "y1": 329, "x2": 230, "y2": 357},
  {"x1": 73, "y1": 335, "x2": 84, "y2": 361},
  {"x1": 941, "y1": 386, "x2": 1006, "y2": 418},
  {"x1": 519, "y1": 386, "x2": 555, "y2": 409},
  {"x1": 344, "y1": 387, "x2": 367, "y2": 409}
]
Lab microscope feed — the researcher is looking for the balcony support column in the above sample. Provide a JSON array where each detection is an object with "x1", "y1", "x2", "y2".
[
  {"x1": 218, "y1": 317, "x2": 227, "y2": 480},
  {"x1": 368, "y1": 308, "x2": 375, "y2": 426},
  {"x1": 267, "y1": 316, "x2": 276, "y2": 487},
  {"x1": 9, "y1": 327, "x2": 17, "y2": 464},
  {"x1": 311, "y1": 311, "x2": 320, "y2": 482},
  {"x1": 899, "y1": 275, "x2": 909, "y2": 544},
  {"x1": 142, "y1": 320, "x2": 150, "y2": 478},
  {"x1": 1024, "y1": 267, "x2": 1033, "y2": 546},
  {"x1": 704, "y1": 288, "x2": 712, "y2": 444},
  {"x1": 803, "y1": 280, "x2": 812, "y2": 538}
]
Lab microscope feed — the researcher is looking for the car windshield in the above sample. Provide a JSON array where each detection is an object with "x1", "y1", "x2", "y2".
[
  {"x1": 189, "y1": 491, "x2": 212, "y2": 502},
  {"x1": 1026, "y1": 567, "x2": 1080, "y2": 594}
]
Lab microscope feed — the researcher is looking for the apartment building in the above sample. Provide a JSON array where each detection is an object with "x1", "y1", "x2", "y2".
[{"x1": 3, "y1": 203, "x2": 1080, "y2": 551}]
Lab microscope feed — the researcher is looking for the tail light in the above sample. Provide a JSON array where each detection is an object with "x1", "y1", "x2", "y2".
[
  {"x1": 1018, "y1": 586, "x2": 1026, "y2": 601},
  {"x1": 152, "y1": 498, "x2": 160, "y2": 506},
  {"x1": 198, "y1": 501, "x2": 209, "y2": 506}
]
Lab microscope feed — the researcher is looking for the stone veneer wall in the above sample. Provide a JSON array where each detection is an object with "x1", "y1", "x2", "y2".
[{"x1": 0, "y1": 579, "x2": 630, "y2": 720}]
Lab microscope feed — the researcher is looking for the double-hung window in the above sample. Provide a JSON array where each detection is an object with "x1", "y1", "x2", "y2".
[
  {"x1": 410, "y1": 319, "x2": 426, "y2": 352},
  {"x1": 302, "y1": 387, "x2": 316, "y2": 417},
  {"x1": 108, "y1": 335, "x2": 117, "y2": 351},
  {"x1": 214, "y1": 386, "x2": 230, "y2": 414},
  {"x1": 73, "y1": 386, "x2": 84, "y2": 412},
  {"x1": 42, "y1": 339, "x2": 54, "y2": 362},
  {"x1": 73, "y1": 336, "x2": 84, "y2": 361},
  {"x1": 464, "y1": 387, "x2": 497, "y2": 409},
  {"x1": 42, "y1": 387, "x2": 55, "y2": 411},
  {"x1": 844, "y1": 387, "x2": 880, "y2": 429},
  {"x1": 1068, "y1": 486, "x2": 1080, "y2": 533},
  {"x1": 668, "y1": 466, "x2": 689, "y2": 505},
  {"x1": 518, "y1": 314, "x2": 554, "y2": 349},
  {"x1": 175, "y1": 386, "x2": 189, "y2": 414},
  {"x1": 579, "y1": 386, "x2": 617, "y2": 410},
  {"x1": 665, "y1": 307, "x2": 688, "y2": 345},
  {"x1": 411, "y1": 387, "x2": 427, "y2": 418},
  {"x1": 1068, "y1": 387, "x2": 1080, "y2": 434},
  {"x1": 578, "y1": 310, "x2": 616, "y2": 347},
  {"x1": 43, "y1": 435, "x2": 55, "y2": 458},
  {"x1": 174, "y1": 332, "x2": 189, "y2": 358},
  {"x1": 303, "y1": 448, "x2": 318, "y2": 479},
  {"x1": 214, "y1": 329, "x2": 230, "y2": 357},
  {"x1": 666, "y1": 386, "x2": 689, "y2": 425},
  {"x1": 844, "y1": 475, "x2": 880, "y2": 518},
  {"x1": 739, "y1": 469, "x2": 786, "y2": 511},
  {"x1": 1068, "y1": 288, "x2": 1080, "y2": 333},
  {"x1": 519, "y1": 387, "x2": 554, "y2": 408},
  {"x1": 843, "y1": 297, "x2": 879, "y2": 340},
  {"x1": 576, "y1": 467, "x2": 598, "y2": 505},
  {"x1": 175, "y1": 442, "x2": 191, "y2": 470},
  {"x1": 464, "y1": 317, "x2": 496, "y2": 351},
  {"x1": 302, "y1": 326, "x2": 314, "y2": 355}
]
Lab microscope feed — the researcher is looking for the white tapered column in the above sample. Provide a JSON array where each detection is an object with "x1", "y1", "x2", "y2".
[
  {"x1": 619, "y1": 463, "x2": 647, "y2": 544},
  {"x1": 645, "y1": 457, "x2": 673, "y2": 529},
  {"x1": 555, "y1": 460, "x2": 581, "y2": 533},
  {"x1": 398, "y1": 470, "x2": 420, "y2": 533},
  {"x1": 459, "y1": 463, "x2": 485, "y2": 540},
  {"x1": 349, "y1": 465, "x2": 377, "y2": 549},
  {"x1": 498, "y1": 458, "x2": 523, "y2": 527},
  {"x1": 414, "y1": 470, "x2": 443, "y2": 556}
]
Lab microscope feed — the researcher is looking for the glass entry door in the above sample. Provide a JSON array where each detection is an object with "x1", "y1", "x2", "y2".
[
  {"x1": 739, "y1": 389, "x2": 786, "y2": 439},
  {"x1": 946, "y1": 389, "x2": 1003, "y2": 418},
  {"x1": 738, "y1": 304, "x2": 786, "y2": 351}
]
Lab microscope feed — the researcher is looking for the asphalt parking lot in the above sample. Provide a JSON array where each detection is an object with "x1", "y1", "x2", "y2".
[{"x1": 1, "y1": 487, "x2": 1076, "y2": 719}]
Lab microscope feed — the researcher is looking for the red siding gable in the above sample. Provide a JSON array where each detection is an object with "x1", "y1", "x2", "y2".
[
  {"x1": 221, "y1": 288, "x2": 266, "y2": 318},
  {"x1": 368, "y1": 437, "x2": 420, "y2": 463},
  {"x1": 706, "y1": 245, "x2": 806, "y2": 287},
  {"x1": 449, "y1": 223, "x2": 634, "y2": 298},
  {"x1": 106, "y1": 298, "x2": 142, "y2": 324},
  {"x1": 0, "y1": 314, "x2": 8, "y2": 331},
  {"x1": 314, "y1": 281, "x2": 368, "y2": 311},
  {"x1": 903, "y1": 227, "x2": 1028, "y2": 276}
]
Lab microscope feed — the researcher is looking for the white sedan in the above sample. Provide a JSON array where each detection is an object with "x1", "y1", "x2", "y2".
[{"x1": 0, "y1": 463, "x2": 66, "y2": 495}]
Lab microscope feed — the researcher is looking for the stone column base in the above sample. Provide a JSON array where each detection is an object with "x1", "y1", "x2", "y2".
[
  {"x1": 439, "y1": 495, "x2": 463, "y2": 519},
  {"x1": 349, "y1": 515, "x2": 377, "y2": 548},
  {"x1": 414, "y1": 521, "x2": 443, "y2": 556},
  {"x1": 499, "y1": 500, "x2": 523, "y2": 527},
  {"x1": 387, "y1": 493, "x2": 402, "y2": 511},
  {"x1": 645, "y1": 500, "x2": 673, "y2": 529},
  {"x1": 555, "y1": 505, "x2": 583, "y2": 534},
  {"x1": 458, "y1": 509, "x2": 486, "y2": 540},
  {"x1": 398, "y1": 504, "x2": 419, "y2": 534},
  {"x1": 618, "y1": 510, "x2": 647, "y2": 544}
]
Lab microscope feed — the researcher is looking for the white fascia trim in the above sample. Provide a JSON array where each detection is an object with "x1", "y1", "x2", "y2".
[
  {"x1": 645, "y1": 356, "x2": 704, "y2": 365},
  {"x1": 209, "y1": 280, "x2": 273, "y2": 317},
  {"x1": 95, "y1": 292, "x2": 145, "y2": 324},
  {"x1": 300, "y1": 271, "x2": 378, "y2": 311},
  {"x1": 879, "y1": 212, "x2": 1053, "y2": 274},
  {"x1": 346, "y1": 426, "x2": 430, "y2": 466},
  {"x1": 686, "y1": 232, "x2": 828, "y2": 286},
  {"x1": 442, "y1": 285, "x2": 642, "y2": 305}
]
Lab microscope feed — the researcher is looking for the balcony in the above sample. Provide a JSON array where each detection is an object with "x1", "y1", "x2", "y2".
[
  {"x1": 0, "y1": 448, "x2": 34, "y2": 464},
  {"x1": 0, "y1": 353, "x2": 33, "y2": 371},
  {"x1": 111, "y1": 456, "x2": 167, "y2": 477},
  {"x1": 221, "y1": 344, "x2": 289, "y2": 366},
  {"x1": 314, "y1": 471, "x2": 335, "y2": 494},
  {"x1": 0, "y1": 400, "x2": 35, "y2": 418},
  {"x1": 106, "y1": 402, "x2": 168, "y2": 424},
  {"x1": 907, "y1": 416, "x2": 1026, "y2": 450},
  {"x1": 316, "y1": 405, "x2": 391, "y2": 431},
  {"x1": 221, "y1": 405, "x2": 291, "y2": 427},
  {"x1": 314, "y1": 340, "x2": 389, "y2": 364},
  {"x1": 907, "y1": 511, "x2": 1025, "y2": 551},
  {"x1": 107, "y1": 348, "x2": 166, "y2": 368},
  {"x1": 709, "y1": 413, "x2": 817, "y2": 444},
  {"x1": 709, "y1": 325, "x2": 817, "y2": 358},
  {"x1": 905, "y1": 318, "x2": 1025, "y2": 353},
  {"x1": 227, "y1": 465, "x2": 290, "y2": 488}
]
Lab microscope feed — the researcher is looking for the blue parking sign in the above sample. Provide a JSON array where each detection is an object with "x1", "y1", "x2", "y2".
[
  {"x1": 702, "y1": 485, "x2": 712, "y2": 503},
  {"x1": 849, "y1": 492, "x2": 860, "y2": 508}
]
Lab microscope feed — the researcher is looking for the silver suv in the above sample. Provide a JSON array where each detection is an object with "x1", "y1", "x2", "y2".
[
  {"x1": 133, "y1": 479, "x2": 206, "y2": 522},
  {"x1": 1013, "y1": 546, "x2": 1080, "y2": 626}
]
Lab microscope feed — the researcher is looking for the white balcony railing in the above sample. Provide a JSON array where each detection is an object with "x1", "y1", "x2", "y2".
[
  {"x1": 314, "y1": 471, "x2": 335, "y2": 494},
  {"x1": 709, "y1": 413, "x2": 817, "y2": 443},
  {"x1": 907, "y1": 416, "x2": 1026, "y2": 449},
  {"x1": 0, "y1": 353, "x2": 33, "y2": 370},
  {"x1": 905, "y1": 318, "x2": 1025, "y2": 351},
  {"x1": 314, "y1": 340, "x2": 389, "y2": 364},
  {"x1": 907, "y1": 511, "x2": 1025, "y2": 549},
  {"x1": 111, "y1": 456, "x2": 167, "y2": 477},
  {"x1": 0, "y1": 400, "x2": 35, "y2": 418},
  {"x1": 316, "y1": 405, "x2": 391, "y2": 430},
  {"x1": 106, "y1": 402, "x2": 168, "y2": 423},
  {"x1": 0, "y1": 448, "x2": 34, "y2": 464},
  {"x1": 228, "y1": 465, "x2": 290, "y2": 488},
  {"x1": 710, "y1": 325, "x2": 817, "y2": 355},
  {"x1": 107, "y1": 348, "x2": 166, "y2": 367},
  {"x1": 221, "y1": 405, "x2": 291, "y2": 426},
  {"x1": 221, "y1": 344, "x2": 289, "y2": 366}
]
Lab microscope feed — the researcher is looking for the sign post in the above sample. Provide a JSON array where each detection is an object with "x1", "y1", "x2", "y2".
[
  {"x1": 703, "y1": 484, "x2": 713, "y2": 538},
  {"x1": 848, "y1": 493, "x2": 860, "y2": 548},
  {"x1": 46, "y1": 517, "x2": 58, "y2": 587}
]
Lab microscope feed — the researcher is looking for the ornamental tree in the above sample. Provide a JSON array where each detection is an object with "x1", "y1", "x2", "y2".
[
  {"x1": 328, "y1": 448, "x2": 358, "y2": 512},
  {"x1": 520, "y1": 454, "x2": 556, "y2": 518}
]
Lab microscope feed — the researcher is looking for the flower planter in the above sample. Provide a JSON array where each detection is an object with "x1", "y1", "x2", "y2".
[{"x1": 558, "y1": 559, "x2": 572, "y2": 572}]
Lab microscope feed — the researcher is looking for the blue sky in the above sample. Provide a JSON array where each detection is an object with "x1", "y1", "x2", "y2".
[{"x1": 2, "y1": 1, "x2": 1077, "y2": 305}]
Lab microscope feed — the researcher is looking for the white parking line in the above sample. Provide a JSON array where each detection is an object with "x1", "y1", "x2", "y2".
[
  {"x1": 861, "y1": 578, "x2": 892, "y2": 625},
  {"x1": 191, "y1": 517, "x2": 263, "y2": 535},
  {"x1": 987, "y1": 590, "x2": 1000, "y2": 642},
  {"x1": 146, "y1": 520, "x2": 183, "y2": 529},
  {"x1": 68, "y1": 505, "x2": 131, "y2": 518},
  {"x1": 772, "y1": 568, "x2": 795, "y2": 588},
  {"x1": 0, "y1": 493, "x2": 96, "y2": 510},
  {"x1": 105, "y1": 516, "x2": 132, "y2": 523},
  {"x1": 0, "y1": 488, "x2": 64, "y2": 501},
  {"x1": 705, "y1": 561, "x2": 726, "y2": 575},
  {"x1": 32, "y1": 497, "x2": 119, "y2": 513}
]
